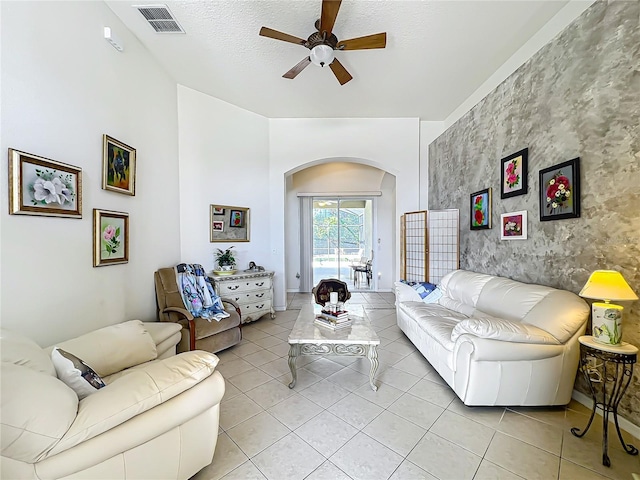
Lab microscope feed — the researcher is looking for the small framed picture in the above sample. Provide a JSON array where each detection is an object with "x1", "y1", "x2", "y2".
[
  {"x1": 500, "y1": 148, "x2": 528, "y2": 199},
  {"x1": 102, "y1": 135, "x2": 136, "y2": 196},
  {"x1": 8, "y1": 149, "x2": 82, "y2": 218},
  {"x1": 93, "y1": 209, "x2": 129, "y2": 267},
  {"x1": 210, "y1": 205, "x2": 250, "y2": 242},
  {"x1": 229, "y1": 209, "x2": 245, "y2": 228},
  {"x1": 212, "y1": 221, "x2": 224, "y2": 232},
  {"x1": 539, "y1": 158, "x2": 580, "y2": 221},
  {"x1": 470, "y1": 188, "x2": 492, "y2": 230},
  {"x1": 500, "y1": 210, "x2": 528, "y2": 240}
]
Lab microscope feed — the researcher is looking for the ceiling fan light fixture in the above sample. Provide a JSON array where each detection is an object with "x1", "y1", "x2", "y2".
[{"x1": 310, "y1": 44, "x2": 334, "y2": 67}]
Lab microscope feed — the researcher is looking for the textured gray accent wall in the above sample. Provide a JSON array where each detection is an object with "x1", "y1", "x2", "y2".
[{"x1": 429, "y1": 2, "x2": 640, "y2": 424}]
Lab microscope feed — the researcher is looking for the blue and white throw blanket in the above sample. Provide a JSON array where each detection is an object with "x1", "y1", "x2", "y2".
[
  {"x1": 400, "y1": 280, "x2": 443, "y2": 304},
  {"x1": 176, "y1": 263, "x2": 230, "y2": 322}
]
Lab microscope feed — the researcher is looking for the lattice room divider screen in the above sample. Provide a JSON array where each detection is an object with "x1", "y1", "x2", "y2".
[{"x1": 400, "y1": 209, "x2": 459, "y2": 284}]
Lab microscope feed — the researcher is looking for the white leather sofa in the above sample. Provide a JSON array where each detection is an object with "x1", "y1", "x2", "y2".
[
  {"x1": 1, "y1": 320, "x2": 225, "y2": 480},
  {"x1": 395, "y1": 270, "x2": 590, "y2": 406}
]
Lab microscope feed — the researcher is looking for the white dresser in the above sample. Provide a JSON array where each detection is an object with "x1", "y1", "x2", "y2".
[{"x1": 210, "y1": 270, "x2": 275, "y2": 323}]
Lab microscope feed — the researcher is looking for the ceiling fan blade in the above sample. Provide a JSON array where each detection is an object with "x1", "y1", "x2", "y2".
[
  {"x1": 320, "y1": 0, "x2": 342, "y2": 36},
  {"x1": 338, "y1": 32, "x2": 387, "y2": 50},
  {"x1": 259, "y1": 26, "x2": 306, "y2": 46},
  {"x1": 283, "y1": 57, "x2": 312, "y2": 79},
  {"x1": 329, "y1": 58, "x2": 352, "y2": 85}
]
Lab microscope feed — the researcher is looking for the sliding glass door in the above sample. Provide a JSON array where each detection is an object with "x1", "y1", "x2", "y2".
[{"x1": 312, "y1": 198, "x2": 374, "y2": 290}]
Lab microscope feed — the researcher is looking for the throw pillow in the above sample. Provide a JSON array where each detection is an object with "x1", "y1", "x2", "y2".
[
  {"x1": 400, "y1": 280, "x2": 441, "y2": 304},
  {"x1": 51, "y1": 347, "x2": 106, "y2": 399}
]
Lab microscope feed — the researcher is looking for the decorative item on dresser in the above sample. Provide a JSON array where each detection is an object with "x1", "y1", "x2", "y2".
[{"x1": 210, "y1": 270, "x2": 276, "y2": 323}]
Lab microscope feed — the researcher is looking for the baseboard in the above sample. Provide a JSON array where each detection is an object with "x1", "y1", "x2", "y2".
[{"x1": 572, "y1": 389, "x2": 640, "y2": 441}]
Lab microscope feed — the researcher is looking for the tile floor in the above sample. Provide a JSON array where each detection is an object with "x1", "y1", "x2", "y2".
[{"x1": 193, "y1": 293, "x2": 639, "y2": 480}]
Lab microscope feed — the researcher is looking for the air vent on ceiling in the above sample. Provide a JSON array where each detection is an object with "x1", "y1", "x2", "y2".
[{"x1": 134, "y1": 4, "x2": 185, "y2": 33}]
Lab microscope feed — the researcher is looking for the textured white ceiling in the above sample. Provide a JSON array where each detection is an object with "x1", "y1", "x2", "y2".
[{"x1": 106, "y1": 0, "x2": 569, "y2": 120}]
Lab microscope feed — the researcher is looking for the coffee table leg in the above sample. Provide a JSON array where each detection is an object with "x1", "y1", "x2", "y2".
[
  {"x1": 367, "y1": 345, "x2": 379, "y2": 391},
  {"x1": 288, "y1": 343, "x2": 299, "y2": 389}
]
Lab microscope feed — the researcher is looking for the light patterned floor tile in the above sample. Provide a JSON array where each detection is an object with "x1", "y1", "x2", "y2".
[
  {"x1": 244, "y1": 349, "x2": 280, "y2": 367},
  {"x1": 362, "y1": 410, "x2": 426, "y2": 456},
  {"x1": 298, "y1": 379, "x2": 351, "y2": 407},
  {"x1": 393, "y1": 352, "x2": 436, "y2": 377},
  {"x1": 295, "y1": 410, "x2": 359, "y2": 457},
  {"x1": 497, "y1": 410, "x2": 563, "y2": 456},
  {"x1": 215, "y1": 349, "x2": 240, "y2": 363},
  {"x1": 226, "y1": 411, "x2": 290, "y2": 458},
  {"x1": 217, "y1": 358, "x2": 255, "y2": 378},
  {"x1": 326, "y1": 366, "x2": 370, "y2": 392},
  {"x1": 330, "y1": 432, "x2": 404, "y2": 480},
  {"x1": 252, "y1": 335, "x2": 283, "y2": 349},
  {"x1": 430, "y1": 410, "x2": 495, "y2": 456},
  {"x1": 267, "y1": 393, "x2": 323, "y2": 430},
  {"x1": 240, "y1": 328, "x2": 270, "y2": 342},
  {"x1": 375, "y1": 366, "x2": 421, "y2": 392},
  {"x1": 382, "y1": 340, "x2": 417, "y2": 356},
  {"x1": 192, "y1": 433, "x2": 248, "y2": 480},
  {"x1": 305, "y1": 461, "x2": 351, "y2": 480},
  {"x1": 407, "y1": 378, "x2": 456, "y2": 408},
  {"x1": 258, "y1": 357, "x2": 292, "y2": 378},
  {"x1": 227, "y1": 369, "x2": 272, "y2": 392},
  {"x1": 388, "y1": 392, "x2": 444, "y2": 430},
  {"x1": 232, "y1": 342, "x2": 264, "y2": 357},
  {"x1": 389, "y1": 460, "x2": 438, "y2": 480},
  {"x1": 332, "y1": 393, "x2": 384, "y2": 429},
  {"x1": 446, "y1": 398, "x2": 505, "y2": 429},
  {"x1": 377, "y1": 325, "x2": 405, "y2": 341},
  {"x1": 220, "y1": 461, "x2": 267, "y2": 480},
  {"x1": 473, "y1": 460, "x2": 525, "y2": 480},
  {"x1": 252, "y1": 433, "x2": 325, "y2": 480},
  {"x1": 244, "y1": 379, "x2": 296, "y2": 409},
  {"x1": 559, "y1": 459, "x2": 613, "y2": 480},
  {"x1": 266, "y1": 342, "x2": 290, "y2": 357},
  {"x1": 506, "y1": 405, "x2": 567, "y2": 427},
  {"x1": 276, "y1": 369, "x2": 323, "y2": 390},
  {"x1": 408, "y1": 431, "x2": 482, "y2": 480},
  {"x1": 302, "y1": 357, "x2": 346, "y2": 378},
  {"x1": 219, "y1": 394, "x2": 263, "y2": 430},
  {"x1": 485, "y1": 432, "x2": 560, "y2": 480},
  {"x1": 353, "y1": 381, "x2": 404, "y2": 408},
  {"x1": 222, "y1": 381, "x2": 241, "y2": 401}
]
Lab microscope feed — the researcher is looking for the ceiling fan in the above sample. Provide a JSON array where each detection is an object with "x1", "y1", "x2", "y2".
[{"x1": 259, "y1": 0, "x2": 386, "y2": 85}]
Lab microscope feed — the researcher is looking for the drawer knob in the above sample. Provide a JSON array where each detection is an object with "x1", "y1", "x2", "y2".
[
  {"x1": 256, "y1": 282, "x2": 265, "y2": 287},
  {"x1": 228, "y1": 285, "x2": 239, "y2": 290},
  {"x1": 256, "y1": 293, "x2": 264, "y2": 298}
]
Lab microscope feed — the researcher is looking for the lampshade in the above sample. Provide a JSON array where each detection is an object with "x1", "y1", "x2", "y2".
[
  {"x1": 579, "y1": 270, "x2": 638, "y2": 302},
  {"x1": 310, "y1": 44, "x2": 334, "y2": 67}
]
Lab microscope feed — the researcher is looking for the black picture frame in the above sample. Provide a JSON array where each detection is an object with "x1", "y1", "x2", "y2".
[
  {"x1": 470, "y1": 188, "x2": 492, "y2": 230},
  {"x1": 500, "y1": 148, "x2": 528, "y2": 199},
  {"x1": 539, "y1": 157, "x2": 580, "y2": 221}
]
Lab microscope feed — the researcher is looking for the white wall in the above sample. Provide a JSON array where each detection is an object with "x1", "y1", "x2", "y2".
[
  {"x1": 285, "y1": 162, "x2": 396, "y2": 292},
  {"x1": 0, "y1": 2, "x2": 181, "y2": 345},
  {"x1": 177, "y1": 86, "x2": 270, "y2": 272},
  {"x1": 270, "y1": 118, "x2": 420, "y2": 308}
]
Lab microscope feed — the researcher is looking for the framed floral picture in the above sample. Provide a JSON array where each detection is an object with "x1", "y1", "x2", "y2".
[
  {"x1": 93, "y1": 209, "x2": 129, "y2": 267},
  {"x1": 210, "y1": 205, "x2": 250, "y2": 242},
  {"x1": 8, "y1": 149, "x2": 82, "y2": 218},
  {"x1": 539, "y1": 158, "x2": 580, "y2": 221},
  {"x1": 102, "y1": 135, "x2": 136, "y2": 196},
  {"x1": 470, "y1": 188, "x2": 492, "y2": 230},
  {"x1": 500, "y1": 148, "x2": 528, "y2": 199},
  {"x1": 500, "y1": 210, "x2": 528, "y2": 240}
]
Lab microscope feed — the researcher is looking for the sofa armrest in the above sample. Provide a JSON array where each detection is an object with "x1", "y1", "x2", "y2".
[
  {"x1": 162, "y1": 306, "x2": 194, "y2": 321},
  {"x1": 142, "y1": 322, "x2": 182, "y2": 358},
  {"x1": 49, "y1": 351, "x2": 220, "y2": 456},
  {"x1": 394, "y1": 282, "x2": 423, "y2": 303}
]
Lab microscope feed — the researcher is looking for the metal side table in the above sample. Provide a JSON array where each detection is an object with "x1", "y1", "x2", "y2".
[{"x1": 571, "y1": 335, "x2": 638, "y2": 467}]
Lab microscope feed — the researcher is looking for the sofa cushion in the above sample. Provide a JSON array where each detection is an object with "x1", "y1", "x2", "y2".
[
  {"x1": 52, "y1": 320, "x2": 158, "y2": 377},
  {"x1": 1, "y1": 364, "x2": 78, "y2": 463},
  {"x1": 400, "y1": 302, "x2": 467, "y2": 350},
  {"x1": 522, "y1": 290, "x2": 590, "y2": 343},
  {"x1": 475, "y1": 277, "x2": 555, "y2": 322},
  {"x1": 0, "y1": 329, "x2": 56, "y2": 376},
  {"x1": 451, "y1": 318, "x2": 561, "y2": 344},
  {"x1": 49, "y1": 350, "x2": 219, "y2": 455},
  {"x1": 439, "y1": 270, "x2": 493, "y2": 316},
  {"x1": 51, "y1": 348, "x2": 106, "y2": 399}
]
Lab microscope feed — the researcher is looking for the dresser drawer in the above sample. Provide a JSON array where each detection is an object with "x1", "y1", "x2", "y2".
[
  {"x1": 241, "y1": 301, "x2": 272, "y2": 322},
  {"x1": 216, "y1": 277, "x2": 272, "y2": 295}
]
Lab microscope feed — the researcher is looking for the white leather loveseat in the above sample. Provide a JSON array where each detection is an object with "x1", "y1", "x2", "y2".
[
  {"x1": 395, "y1": 270, "x2": 590, "y2": 406},
  {"x1": 1, "y1": 320, "x2": 224, "y2": 480}
]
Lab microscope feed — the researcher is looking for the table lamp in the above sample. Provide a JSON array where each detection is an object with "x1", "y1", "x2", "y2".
[{"x1": 579, "y1": 270, "x2": 638, "y2": 345}]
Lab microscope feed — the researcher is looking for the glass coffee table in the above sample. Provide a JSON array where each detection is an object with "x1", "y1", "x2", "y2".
[{"x1": 287, "y1": 304, "x2": 380, "y2": 391}]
